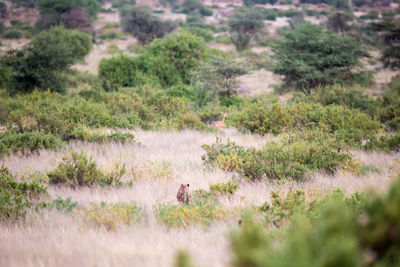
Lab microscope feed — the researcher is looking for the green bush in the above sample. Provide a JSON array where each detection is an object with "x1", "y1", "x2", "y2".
[
  {"x1": 231, "y1": 99, "x2": 381, "y2": 148},
  {"x1": 209, "y1": 180, "x2": 239, "y2": 196},
  {"x1": 47, "y1": 151, "x2": 125, "y2": 187},
  {"x1": 0, "y1": 166, "x2": 47, "y2": 221},
  {"x1": 1, "y1": 27, "x2": 92, "y2": 94},
  {"x1": 120, "y1": 5, "x2": 176, "y2": 45},
  {"x1": 2, "y1": 29, "x2": 23, "y2": 39},
  {"x1": 202, "y1": 133, "x2": 352, "y2": 180},
  {"x1": 82, "y1": 201, "x2": 143, "y2": 230},
  {"x1": 310, "y1": 85, "x2": 378, "y2": 115},
  {"x1": 231, "y1": 178, "x2": 400, "y2": 267},
  {"x1": 0, "y1": 131, "x2": 64, "y2": 155},
  {"x1": 363, "y1": 133, "x2": 400, "y2": 152},
  {"x1": 272, "y1": 23, "x2": 367, "y2": 93},
  {"x1": 155, "y1": 193, "x2": 229, "y2": 227}
]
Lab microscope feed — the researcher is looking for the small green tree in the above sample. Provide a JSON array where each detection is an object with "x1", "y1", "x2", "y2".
[
  {"x1": 121, "y1": 5, "x2": 176, "y2": 45},
  {"x1": 1, "y1": 27, "x2": 92, "y2": 94},
  {"x1": 272, "y1": 23, "x2": 366, "y2": 94},
  {"x1": 37, "y1": 0, "x2": 101, "y2": 27},
  {"x1": 327, "y1": 11, "x2": 353, "y2": 35},
  {"x1": 193, "y1": 57, "x2": 248, "y2": 98},
  {"x1": 371, "y1": 18, "x2": 400, "y2": 70},
  {"x1": 228, "y1": 8, "x2": 264, "y2": 52},
  {"x1": 143, "y1": 30, "x2": 208, "y2": 86}
]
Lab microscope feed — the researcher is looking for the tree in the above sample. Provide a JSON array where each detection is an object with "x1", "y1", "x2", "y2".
[
  {"x1": 272, "y1": 23, "x2": 366, "y2": 94},
  {"x1": 1, "y1": 27, "x2": 92, "y2": 94},
  {"x1": 182, "y1": 0, "x2": 213, "y2": 16},
  {"x1": 143, "y1": 30, "x2": 208, "y2": 86},
  {"x1": 37, "y1": 0, "x2": 101, "y2": 26},
  {"x1": 193, "y1": 57, "x2": 248, "y2": 98},
  {"x1": 120, "y1": 6, "x2": 176, "y2": 45},
  {"x1": 327, "y1": 11, "x2": 353, "y2": 35},
  {"x1": 0, "y1": 1, "x2": 8, "y2": 19},
  {"x1": 371, "y1": 18, "x2": 400, "y2": 70},
  {"x1": 64, "y1": 8, "x2": 93, "y2": 33},
  {"x1": 228, "y1": 8, "x2": 264, "y2": 52}
]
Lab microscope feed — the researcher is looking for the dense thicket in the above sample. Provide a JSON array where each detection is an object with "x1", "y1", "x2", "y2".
[
  {"x1": 272, "y1": 23, "x2": 367, "y2": 93},
  {"x1": 0, "y1": 27, "x2": 92, "y2": 94}
]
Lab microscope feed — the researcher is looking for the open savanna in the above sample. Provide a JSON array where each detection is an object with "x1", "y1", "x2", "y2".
[{"x1": 1, "y1": 129, "x2": 399, "y2": 267}]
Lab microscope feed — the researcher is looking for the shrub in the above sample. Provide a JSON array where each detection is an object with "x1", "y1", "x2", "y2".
[
  {"x1": 48, "y1": 151, "x2": 125, "y2": 187},
  {"x1": 228, "y1": 8, "x2": 264, "y2": 52},
  {"x1": 272, "y1": 23, "x2": 367, "y2": 93},
  {"x1": 120, "y1": 5, "x2": 176, "y2": 45},
  {"x1": 231, "y1": 99, "x2": 381, "y2": 148},
  {"x1": 155, "y1": 194, "x2": 229, "y2": 227},
  {"x1": 363, "y1": 133, "x2": 400, "y2": 152},
  {"x1": 2, "y1": 29, "x2": 22, "y2": 39},
  {"x1": 0, "y1": 131, "x2": 64, "y2": 156},
  {"x1": 1, "y1": 27, "x2": 92, "y2": 94},
  {"x1": 231, "y1": 178, "x2": 400, "y2": 267},
  {"x1": 82, "y1": 202, "x2": 143, "y2": 230},
  {"x1": 209, "y1": 180, "x2": 239, "y2": 196},
  {"x1": 310, "y1": 85, "x2": 378, "y2": 115},
  {"x1": 142, "y1": 30, "x2": 208, "y2": 86},
  {"x1": 202, "y1": 134, "x2": 352, "y2": 181},
  {"x1": 51, "y1": 196, "x2": 78, "y2": 212},
  {"x1": 193, "y1": 56, "x2": 249, "y2": 99},
  {"x1": 0, "y1": 166, "x2": 47, "y2": 221}
]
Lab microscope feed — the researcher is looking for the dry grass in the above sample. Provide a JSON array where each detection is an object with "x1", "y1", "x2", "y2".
[{"x1": 1, "y1": 129, "x2": 399, "y2": 267}]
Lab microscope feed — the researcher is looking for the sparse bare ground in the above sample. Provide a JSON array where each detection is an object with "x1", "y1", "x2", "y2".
[{"x1": 1, "y1": 129, "x2": 399, "y2": 267}]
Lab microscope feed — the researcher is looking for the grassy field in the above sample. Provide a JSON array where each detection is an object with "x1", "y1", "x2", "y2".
[{"x1": 1, "y1": 129, "x2": 399, "y2": 267}]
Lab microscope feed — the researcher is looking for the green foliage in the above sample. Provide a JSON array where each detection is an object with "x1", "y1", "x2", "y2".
[
  {"x1": 143, "y1": 30, "x2": 208, "y2": 86},
  {"x1": 378, "y1": 76, "x2": 400, "y2": 130},
  {"x1": 155, "y1": 193, "x2": 229, "y2": 227},
  {"x1": 82, "y1": 201, "x2": 143, "y2": 230},
  {"x1": 209, "y1": 180, "x2": 239, "y2": 196},
  {"x1": 47, "y1": 151, "x2": 125, "y2": 187},
  {"x1": 0, "y1": 166, "x2": 48, "y2": 221},
  {"x1": 38, "y1": 0, "x2": 101, "y2": 25},
  {"x1": 231, "y1": 178, "x2": 400, "y2": 267},
  {"x1": 359, "y1": 177, "x2": 400, "y2": 265},
  {"x1": 120, "y1": 5, "x2": 176, "y2": 45},
  {"x1": 0, "y1": 131, "x2": 64, "y2": 155},
  {"x1": 228, "y1": 8, "x2": 264, "y2": 52},
  {"x1": 244, "y1": 0, "x2": 275, "y2": 6},
  {"x1": 51, "y1": 196, "x2": 78, "y2": 212},
  {"x1": 112, "y1": 0, "x2": 136, "y2": 9},
  {"x1": 1, "y1": 27, "x2": 92, "y2": 94},
  {"x1": 202, "y1": 133, "x2": 352, "y2": 180},
  {"x1": 363, "y1": 133, "x2": 400, "y2": 152},
  {"x1": 310, "y1": 85, "x2": 378, "y2": 115},
  {"x1": 99, "y1": 30, "x2": 207, "y2": 88},
  {"x1": 98, "y1": 55, "x2": 155, "y2": 90},
  {"x1": 174, "y1": 251, "x2": 195, "y2": 267},
  {"x1": 181, "y1": 0, "x2": 213, "y2": 17},
  {"x1": 231, "y1": 99, "x2": 381, "y2": 148},
  {"x1": 193, "y1": 56, "x2": 249, "y2": 99},
  {"x1": 272, "y1": 23, "x2": 367, "y2": 93}
]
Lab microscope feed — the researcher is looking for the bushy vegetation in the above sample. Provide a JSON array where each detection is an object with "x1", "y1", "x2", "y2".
[
  {"x1": 0, "y1": 166, "x2": 47, "y2": 221},
  {"x1": 272, "y1": 23, "x2": 368, "y2": 93},
  {"x1": 228, "y1": 8, "x2": 264, "y2": 52},
  {"x1": 209, "y1": 180, "x2": 239, "y2": 196},
  {"x1": 99, "y1": 30, "x2": 208, "y2": 88},
  {"x1": 155, "y1": 192, "x2": 229, "y2": 227},
  {"x1": 231, "y1": 177, "x2": 400, "y2": 267},
  {"x1": 82, "y1": 201, "x2": 143, "y2": 230},
  {"x1": 1, "y1": 27, "x2": 92, "y2": 94},
  {"x1": 120, "y1": 5, "x2": 176, "y2": 45},
  {"x1": 202, "y1": 133, "x2": 353, "y2": 181},
  {"x1": 47, "y1": 151, "x2": 126, "y2": 187}
]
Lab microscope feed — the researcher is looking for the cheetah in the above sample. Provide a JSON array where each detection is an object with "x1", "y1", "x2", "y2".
[{"x1": 177, "y1": 184, "x2": 191, "y2": 204}]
